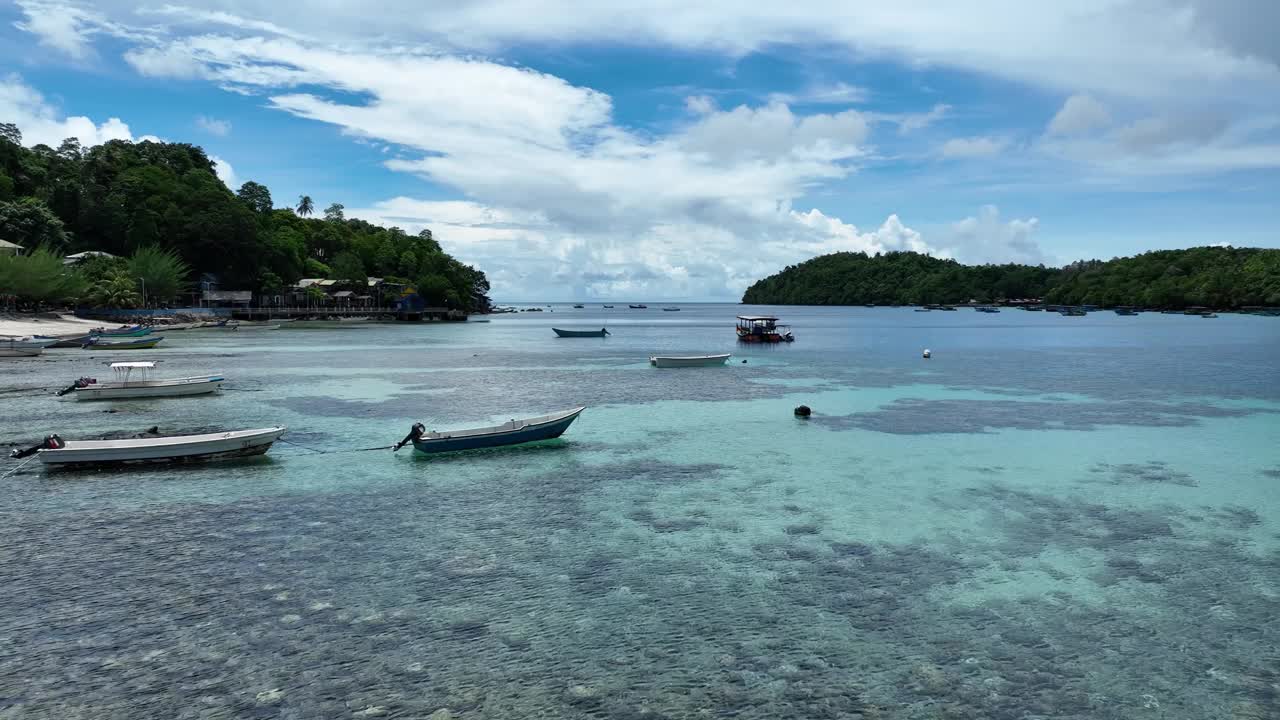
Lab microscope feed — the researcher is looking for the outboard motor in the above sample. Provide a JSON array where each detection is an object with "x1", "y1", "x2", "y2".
[
  {"x1": 10, "y1": 434, "x2": 64, "y2": 459},
  {"x1": 393, "y1": 423, "x2": 426, "y2": 452},
  {"x1": 55, "y1": 377, "x2": 97, "y2": 397}
]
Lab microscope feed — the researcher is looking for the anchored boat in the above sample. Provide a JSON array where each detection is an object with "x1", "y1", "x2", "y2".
[
  {"x1": 736, "y1": 315, "x2": 794, "y2": 343},
  {"x1": 84, "y1": 336, "x2": 164, "y2": 350},
  {"x1": 649, "y1": 353, "x2": 731, "y2": 368},
  {"x1": 553, "y1": 327, "x2": 610, "y2": 338},
  {"x1": 394, "y1": 407, "x2": 584, "y2": 454},
  {"x1": 1, "y1": 337, "x2": 55, "y2": 357},
  {"x1": 10, "y1": 426, "x2": 286, "y2": 467},
  {"x1": 57, "y1": 362, "x2": 225, "y2": 400}
]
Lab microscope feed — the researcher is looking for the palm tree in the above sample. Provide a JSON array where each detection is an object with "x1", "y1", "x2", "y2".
[{"x1": 296, "y1": 195, "x2": 314, "y2": 216}]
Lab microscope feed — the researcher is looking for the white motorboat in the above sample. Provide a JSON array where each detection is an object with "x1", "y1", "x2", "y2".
[
  {"x1": 649, "y1": 353, "x2": 731, "y2": 368},
  {"x1": 58, "y1": 362, "x2": 225, "y2": 400},
  {"x1": 10, "y1": 426, "x2": 287, "y2": 467}
]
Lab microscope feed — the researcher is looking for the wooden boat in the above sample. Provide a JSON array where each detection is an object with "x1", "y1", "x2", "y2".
[
  {"x1": 914, "y1": 308, "x2": 932, "y2": 312},
  {"x1": 573, "y1": 304, "x2": 585, "y2": 309},
  {"x1": 10, "y1": 426, "x2": 286, "y2": 467},
  {"x1": 91, "y1": 325, "x2": 151, "y2": 337},
  {"x1": 662, "y1": 307, "x2": 681, "y2": 312},
  {"x1": 1060, "y1": 308, "x2": 1087, "y2": 316},
  {"x1": 553, "y1": 327, "x2": 610, "y2": 338},
  {"x1": 58, "y1": 362, "x2": 225, "y2": 400},
  {"x1": 395, "y1": 407, "x2": 584, "y2": 455},
  {"x1": 1, "y1": 337, "x2": 52, "y2": 357},
  {"x1": 649, "y1": 353, "x2": 731, "y2": 367},
  {"x1": 976, "y1": 307, "x2": 1000, "y2": 313},
  {"x1": 84, "y1": 336, "x2": 164, "y2": 350},
  {"x1": 602, "y1": 305, "x2": 614, "y2": 308},
  {"x1": 629, "y1": 304, "x2": 648, "y2": 309},
  {"x1": 188, "y1": 319, "x2": 236, "y2": 330},
  {"x1": 234, "y1": 322, "x2": 281, "y2": 331},
  {"x1": 1114, "y1": 308, "x2": 1139, "y2": 315},
  {"x1": 736, "y1": 315, "x2": 794, "y2": 343}
]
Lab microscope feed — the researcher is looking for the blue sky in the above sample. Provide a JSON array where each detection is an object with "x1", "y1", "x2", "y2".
[{"x1": 2, "y1": 1, "x2": 1278, "y2": 300}]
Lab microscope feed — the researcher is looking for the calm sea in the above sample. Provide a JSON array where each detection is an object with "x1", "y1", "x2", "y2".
[{"x1": 2, "y1": 304, "x2": 1278, "y2": 719}]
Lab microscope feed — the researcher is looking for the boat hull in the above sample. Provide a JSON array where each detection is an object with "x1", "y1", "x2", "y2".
[
  {"x1": 553, "y1": 328, "x2": 609, "y2": 338},
  {"x1": 0, "y1": 347, "x2": 43, "y2": 357},
  {"x1": 86, "y1": 337, "x2": 164, "y2": 350},
  {"x1": 36, "y1": 427, "x2": 286, "y2": 467},
  {"x1": 412, "y1": 408, "x2": 583, "y2": 454},
  {"x1": 73, "y1": 376, "x2": 225, "y2": 400},
  {"x1": 649, "y1": 354, "x2": 731, "y2": 367}
]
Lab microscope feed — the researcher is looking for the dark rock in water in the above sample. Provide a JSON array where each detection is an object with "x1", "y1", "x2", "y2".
[
  {"x1": 794, "y1": 405, "x2": 812, "y2": 417},
  {"x1": 830, "y1": 541, "x2": 874, "y2": 557}
]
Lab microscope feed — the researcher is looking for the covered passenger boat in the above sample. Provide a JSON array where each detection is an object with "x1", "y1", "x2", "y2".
[
  {"x1": 735, "y1": 315, "x2": 794, "y2": 343},
  {"x1": 57, "y1": 362, "x2": 225, "y2": 400}
]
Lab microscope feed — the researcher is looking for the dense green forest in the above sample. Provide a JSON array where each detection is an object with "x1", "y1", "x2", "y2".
[
  {"x1": 0, "y1": 123, "x2": 490, "y2": 311},
  {"x1": 741, "y1": 247, "x2": 1280, "y2": 309}
]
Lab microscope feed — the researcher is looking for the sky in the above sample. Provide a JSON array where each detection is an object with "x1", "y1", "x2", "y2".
[{"x1": 2, "y1": 1, "x2": 1278, "y2": 300}]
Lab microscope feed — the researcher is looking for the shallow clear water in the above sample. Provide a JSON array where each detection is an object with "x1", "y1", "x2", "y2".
[{"x1": 2, "y1": 305, "x2": 1278, "y2": 719}]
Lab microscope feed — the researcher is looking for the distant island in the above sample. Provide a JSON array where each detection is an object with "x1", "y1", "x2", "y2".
[
  {"x1": 0, "y1": 123, "x2": 490, "y2": 313},
  {"x1": 741, "y1": 247, "x2": 1280, "y2": 309}
]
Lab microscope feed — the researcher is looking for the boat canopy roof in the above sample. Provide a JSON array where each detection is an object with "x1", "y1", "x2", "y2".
[
  {"x1": 111, "y1": 361, "x2": 155, "y2": 369},
  {"x1": 737, "y1": 315, "x2": 779, "y2": 321}
]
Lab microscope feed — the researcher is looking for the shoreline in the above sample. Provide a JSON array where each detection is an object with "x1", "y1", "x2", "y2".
[{"x1": 0, "y1": 313, "x2": 104, "y2": 338}]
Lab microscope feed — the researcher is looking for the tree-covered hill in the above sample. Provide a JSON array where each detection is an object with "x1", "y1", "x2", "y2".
[
  {"x1": 741, "y1": 247, "x2": 1280, "y2": 309},
  {"x1": 0, "y1": 123, "x2": 490, "y2": 311}
]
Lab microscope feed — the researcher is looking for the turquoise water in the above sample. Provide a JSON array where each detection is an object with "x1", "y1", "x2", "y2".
[{"x1": 2, "y1": 305, "x2": 1278, "y2": 719}]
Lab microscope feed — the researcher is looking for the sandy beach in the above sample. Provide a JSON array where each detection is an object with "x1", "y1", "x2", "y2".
[{"x1": 0, "y1": 313, "x2": 104, "y2": 338}]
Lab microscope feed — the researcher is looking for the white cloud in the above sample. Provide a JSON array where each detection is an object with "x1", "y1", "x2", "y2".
[
  {"x1": 940, "y1": 135, "x2": 1008, "y2": 158},
  {"x1": 19, "y1": 2, "x2": 1280, "y2": 104},
  {"x1": 894, "y1": 103, "x2": 950, "y2": 134},
  {"x1": 768, "y1": 81, "x2": 868, "y2": 106},
  {"x1": 0, "y1": 73, "x2": 137, "y2": 147},
  {"x1": 196, "y1": 114, "x2": 231, "y2": 136},
  {"x1": 1046, "y1": 94, "x2": 1111, "y2": 136},
  {"x1": 209, "y1": 154, "x2": 238, "y2": 188},
  {"x1": 13, "y1": 1, "x2": 99, "y2": 59},
  {"x1": 937, "y1": 205, "x2": 1046, "y2": 266},
  {"x1": 684, "y1": 95, "x2": 715, "y2": 115}
]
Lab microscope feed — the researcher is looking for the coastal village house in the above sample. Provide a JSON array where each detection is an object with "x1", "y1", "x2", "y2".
[{"x1": 1, "y1": 239, "x2": 22, "y2": 255}]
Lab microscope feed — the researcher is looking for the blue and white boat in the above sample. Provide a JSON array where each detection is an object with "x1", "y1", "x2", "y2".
[{"x1": 394, "y1": 407, "x2": 584, "y2": 455}]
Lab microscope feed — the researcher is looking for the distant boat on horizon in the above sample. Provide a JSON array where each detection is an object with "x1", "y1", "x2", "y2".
[{"x1": 629, "y1": 304, "x2": 648, "y2": 309}]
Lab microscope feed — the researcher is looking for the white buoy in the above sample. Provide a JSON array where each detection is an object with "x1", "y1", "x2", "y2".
[{"x1": 922, "y1": 349, "x2": 932, "y2": 359}]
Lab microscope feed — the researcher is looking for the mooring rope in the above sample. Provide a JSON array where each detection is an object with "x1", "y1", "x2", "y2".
[
  {"x1": 276, "y1": 437, "x2": 394, "y2": 455},
  {"x1": 0, "y1": 454, "x2": 38, "y2": 480}
]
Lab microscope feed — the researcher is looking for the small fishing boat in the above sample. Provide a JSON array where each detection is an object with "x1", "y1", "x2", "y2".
[
  {"x1": 1, "y1": 337, "x2": 54, "y2": 357},
  {"x1": 1114, "y1": 308, "x2": 1139, "y2": 316},
  {"x1": 629, "y1": 304, "x2": 648, "y2": 309},
  {"x1": 553, "y1": 327, "x2": 610, "y2": 338},
  {"x1": 914, "y1": 307, "x2": 932, "y2": 312},
  {"x1": 234, "y1": 322, "x2": 281, "y2": 331},
  {"x1": 976, "y1": 307, "x2": 1000, "y2": 313},
  {"x1": 188, "y1": 319, "x2": 236, "y2": 330},
  {"x1": 1060, "y1": 308, "x2": 1087, "y2": 317},
  {"x1": 573, "y1": 304, "x2": 585, "y2": 309},
  {"x1": 662, "y1": 307, "x2": 681, "y2": 312},
  {"x1": 602, "y1": 305, "x2": 614, "y2": 308},
  {"x1": 1199, "y1": 312, "x2": 1218, "y2": 318},
  {"x1": 649, "y1": 354, "x2": 731, "y2": 368},
  {"x1": 57, "y1": 362, "x2": 224, "y2": 400},
  {"x1": 394, "y1": 407, "x2": 584, "y2": 455},
  {"x1": 10, "y1": 426, "x2": 286, "y2": 467},
  {"x1": 91, "y1": 325, "x2": 151, "y2": 337},
  {"x1": 736, "y1": 316, "x2": 794, "y2": 343},
  {"x1": 84, "y1": 336, "x2": 164, "y2": 350}
]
